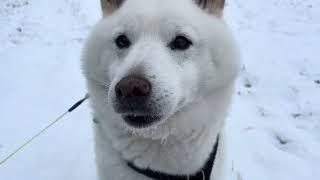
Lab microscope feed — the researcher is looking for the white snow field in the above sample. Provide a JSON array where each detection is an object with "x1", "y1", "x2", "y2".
[{"x1": 0, "y1": 0, "x2": 319, "y2": 180}]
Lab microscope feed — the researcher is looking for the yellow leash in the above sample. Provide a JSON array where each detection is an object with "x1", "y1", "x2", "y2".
[{"x1": 0, "y1": 93, "x2": 89, "y2": 166}]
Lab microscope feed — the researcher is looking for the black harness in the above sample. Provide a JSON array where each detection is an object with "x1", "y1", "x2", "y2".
[{"x1": 127, "y1": 135, "x2": 219, "y2": 180}]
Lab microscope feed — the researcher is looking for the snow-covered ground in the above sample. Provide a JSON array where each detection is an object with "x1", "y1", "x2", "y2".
[{"x1": 0, "y1": 0, "x2": 319, "y2": 180}]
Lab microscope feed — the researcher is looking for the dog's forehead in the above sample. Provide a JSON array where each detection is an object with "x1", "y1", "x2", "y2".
[
  {"x1": 119, "y1": 0, "x2": 200, "y2": 20},
  {"x1": 107, "y1": 0, "x2": 205, "y2": 36}
]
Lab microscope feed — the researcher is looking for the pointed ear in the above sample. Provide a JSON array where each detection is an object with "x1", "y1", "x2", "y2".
[
  {"x1": 194, "y1": 0, "x2": 225, "y2": 17},
  {"x1": 100, "y1": 0, "x2": 125, "y2": 16}
]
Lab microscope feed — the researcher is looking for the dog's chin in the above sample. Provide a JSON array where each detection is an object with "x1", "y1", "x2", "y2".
[
  {"x1": 122, "y1": 114, "x2": 163, "y2": 129},
  {"x1": 121, "y1": 113, "x2": 175, "y2": 140}
]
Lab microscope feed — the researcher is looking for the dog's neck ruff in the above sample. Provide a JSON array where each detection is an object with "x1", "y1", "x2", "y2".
[{"x1": 127, "y1": 135, "x2": 220, "y2": 180}]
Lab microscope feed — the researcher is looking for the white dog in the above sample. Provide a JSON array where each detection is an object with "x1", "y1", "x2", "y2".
[{"x1": 82, "y1": 0, "x2": 239, "y2": 179}]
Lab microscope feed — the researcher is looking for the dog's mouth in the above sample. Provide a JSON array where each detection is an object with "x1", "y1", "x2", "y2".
[{"x1": 122, "y1": 114, "x2": 162, "y2": 128}]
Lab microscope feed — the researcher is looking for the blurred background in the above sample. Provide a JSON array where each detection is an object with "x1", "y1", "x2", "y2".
[{"x1": 0, "y1": 0, "x2": 319, "y2": 179}]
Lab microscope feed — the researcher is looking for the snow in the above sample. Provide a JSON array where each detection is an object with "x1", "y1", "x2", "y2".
[
  {"x1": 0, "y1": 0, "x2": 319, "y2": 180},
  {"x1": 225, "y1": 0, "x2": 320, "y2": 179}
]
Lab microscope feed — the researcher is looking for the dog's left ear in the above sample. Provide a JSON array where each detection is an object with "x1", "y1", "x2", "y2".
[
  {"x1": 100, "y1": 0, "x2": 125, "y2": 16},
  {"x1": 194, "y1": 0, "x2": 225, "y2": 17}
]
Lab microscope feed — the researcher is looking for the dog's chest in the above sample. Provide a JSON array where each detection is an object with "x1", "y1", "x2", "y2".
[{"x1": 126, "y1": 136, "x2": 219, "y2": 180}]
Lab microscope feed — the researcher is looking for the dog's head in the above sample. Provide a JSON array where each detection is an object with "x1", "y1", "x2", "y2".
[{"x1": 82, "y1": 0, "x2": 239, "y2": 134}]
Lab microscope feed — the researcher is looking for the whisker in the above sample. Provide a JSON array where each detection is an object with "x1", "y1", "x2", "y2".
[{"x1": 87, "y1": 76, "x2": 111, "y2": 88}]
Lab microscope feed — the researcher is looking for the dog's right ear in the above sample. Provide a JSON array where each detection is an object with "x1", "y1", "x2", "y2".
[
  {"x1": 100, "y1": 0, "x2": 125, "y2": 16},
  {"x1": 194, "y1": 0, "x2": 225, "y2": 17}
]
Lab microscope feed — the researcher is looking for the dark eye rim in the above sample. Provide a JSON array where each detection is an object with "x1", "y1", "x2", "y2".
[
  {"x1": 169, "y1": 35, "x2": 193, "y2": 51},
  {"x1": 114, "y1": 34, "x2": 131, "y2": 49}
]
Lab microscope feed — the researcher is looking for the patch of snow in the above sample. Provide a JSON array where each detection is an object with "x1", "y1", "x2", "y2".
[{"x1": 226, "y1": 0, "x2": 320, "y2": 179}]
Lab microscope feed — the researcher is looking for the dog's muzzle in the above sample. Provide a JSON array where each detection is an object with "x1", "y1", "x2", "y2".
[{"x1": 113, "y1": 75, "x2": 162, "y2": 128}]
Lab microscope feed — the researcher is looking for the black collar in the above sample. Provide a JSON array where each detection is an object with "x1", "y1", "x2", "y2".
[{"x1": 127, "y1": 135, "x2": 219, "y2": 180}]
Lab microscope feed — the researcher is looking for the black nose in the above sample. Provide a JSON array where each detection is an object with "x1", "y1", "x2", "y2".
[{"x1": 115, "y1": 76, "x2": 151, "y2": 98}]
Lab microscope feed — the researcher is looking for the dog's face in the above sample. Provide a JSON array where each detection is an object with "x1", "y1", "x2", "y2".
[{"x1": 82, "y1": 0, "x2": 238, "y2": 132}]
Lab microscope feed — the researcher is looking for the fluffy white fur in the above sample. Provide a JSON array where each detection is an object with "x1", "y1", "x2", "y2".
[{"x1": 82, "y1": 0, "x2": 239, "y2": 179}]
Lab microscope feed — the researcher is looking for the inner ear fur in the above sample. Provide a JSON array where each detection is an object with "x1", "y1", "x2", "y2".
[
  {"x1": 100, "y1": 0, "x2": 124, "y2": 16},
  {"x1": 194, "y1": 0, "x2": 225, "y2": 17}
]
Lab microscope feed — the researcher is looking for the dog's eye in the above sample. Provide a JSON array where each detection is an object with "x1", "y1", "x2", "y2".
[
  {"x1": 115, "y1": 34, "x2": 131, "y2": 49},
  {"x1": 169, "y1": 35, "x2": 193, "y2": 51}
]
